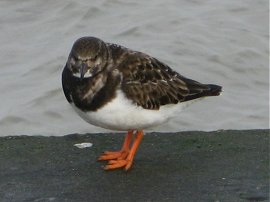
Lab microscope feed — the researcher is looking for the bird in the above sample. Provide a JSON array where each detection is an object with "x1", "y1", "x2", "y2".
[{"x1": 62, "y1": 36, "x2": 222, "y2": 171}]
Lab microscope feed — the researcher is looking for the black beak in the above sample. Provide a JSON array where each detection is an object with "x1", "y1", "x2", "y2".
[{"x1": 80, "y1": 63, "x2": 88, "y2": 80}]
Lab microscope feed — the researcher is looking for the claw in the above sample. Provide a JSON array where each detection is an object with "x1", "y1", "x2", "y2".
[
  {"x1": 104, "y1": 159, "x2": 127, "y2": 170},
  {"x1": 98, "y1": 130, "x2": 144, "y2": 171},
  {"x1": 98, "y1": 151, "x2": 128, "y2": 161}
]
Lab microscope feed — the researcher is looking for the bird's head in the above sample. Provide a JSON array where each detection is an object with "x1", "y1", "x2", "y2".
[{"x1": 66, "y1": 37, "x2": 109, "y2": 80}]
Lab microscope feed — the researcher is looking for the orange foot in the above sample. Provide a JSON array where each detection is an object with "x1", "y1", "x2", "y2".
[
  {"x1": 98, "y1": 130, "x2": 133, "y2": 161},
  {"x1": 98, "y1": 130, "x2": 144, "y2": 171},
  {"x1": 98, "y1": 150, "x2": 129, "y2": 161}
]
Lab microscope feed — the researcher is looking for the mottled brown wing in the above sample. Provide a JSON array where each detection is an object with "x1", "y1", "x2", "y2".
[{"x1": 118, "y1": 52, "x2": 213, "y2": 110}]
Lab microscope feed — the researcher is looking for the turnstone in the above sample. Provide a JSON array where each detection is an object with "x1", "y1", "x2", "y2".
[{"x1": 62, "y1": 36, "x2": 222, "y2": 171}]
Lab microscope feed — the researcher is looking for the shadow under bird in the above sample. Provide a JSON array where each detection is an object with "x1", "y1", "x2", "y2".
[{"x1": 62, "y1": 36, "x2": 222, "y2": 171}]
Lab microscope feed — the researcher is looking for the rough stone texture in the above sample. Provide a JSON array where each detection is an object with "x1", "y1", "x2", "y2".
[{"x1": 0, "y1": 130, "x2": 269, "y2": 202}]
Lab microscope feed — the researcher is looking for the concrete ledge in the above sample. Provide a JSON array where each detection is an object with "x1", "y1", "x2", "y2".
[{"x1": 0, "y1": 130, "x2": 269, "y2": 202}]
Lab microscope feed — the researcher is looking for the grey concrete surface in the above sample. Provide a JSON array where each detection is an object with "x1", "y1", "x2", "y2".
[{"x1": 0, "y1": 130, "x2": 269, "y2": 202}]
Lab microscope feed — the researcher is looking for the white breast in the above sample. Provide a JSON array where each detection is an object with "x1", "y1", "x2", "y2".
[{"x1": 71, "y1": 90, "x2": 192, "y2": 131}]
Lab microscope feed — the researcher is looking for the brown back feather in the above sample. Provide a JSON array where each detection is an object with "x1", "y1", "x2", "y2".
[{"x1": 117, "y1": 51, "x2": 219, "y2": 110}]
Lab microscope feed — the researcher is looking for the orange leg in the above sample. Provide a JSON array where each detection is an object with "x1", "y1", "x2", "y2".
[
  {"x1": 98, "y1": 130, "x2": 134, "y2": 161},
  {"x1": 103, "y1": 130, "x2": 144, "y2": 171}
]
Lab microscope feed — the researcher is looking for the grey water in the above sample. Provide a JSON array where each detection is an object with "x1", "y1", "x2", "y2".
[{"x1": 0, "y1": 0, "x2": 268, "y2": 136}]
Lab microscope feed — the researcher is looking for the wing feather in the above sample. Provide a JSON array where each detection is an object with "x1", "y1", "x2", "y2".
[{"x1": 115, "y1": 50, "x2": 218, "y2": 110}]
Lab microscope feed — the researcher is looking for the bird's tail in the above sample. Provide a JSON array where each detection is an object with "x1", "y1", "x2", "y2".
[
  {"x1": 181, "y1": 82, "x2": 223, "y2": 102},
  {"x1": 205, "y1": 84, "x2": 223, "y2": 96}
]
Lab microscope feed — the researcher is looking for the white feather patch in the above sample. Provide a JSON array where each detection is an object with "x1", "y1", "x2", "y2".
[{"x1": 71, "y1": 90, "x2": 192, "y2": 131}]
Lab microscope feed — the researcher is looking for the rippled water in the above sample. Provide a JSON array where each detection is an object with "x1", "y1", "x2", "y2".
[{"x1": 0, "y1": 0, "x2": 268, "y2": 136}]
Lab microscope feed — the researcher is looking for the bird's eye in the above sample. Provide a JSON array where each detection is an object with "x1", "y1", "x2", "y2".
[{"x1": 74, "y1": 57, "x2": 79, "y2": 62}]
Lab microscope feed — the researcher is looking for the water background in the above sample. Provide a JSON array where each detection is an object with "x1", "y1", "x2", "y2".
[{"x1": 0, "y1": 0, "x2": 268, "y2": 136}]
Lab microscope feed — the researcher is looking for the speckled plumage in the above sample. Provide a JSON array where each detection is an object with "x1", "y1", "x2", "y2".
[
  {"x1": 62, "y1": 36, "x2": 222, "y2": 171},
  {"x1": 62, "y1": 36, "x2": 222, "y2": 118}
]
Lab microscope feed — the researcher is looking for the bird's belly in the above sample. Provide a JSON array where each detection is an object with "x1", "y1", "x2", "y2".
[{"x1": 71, "y1": 90, "x2": 187, "y2": 131}]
